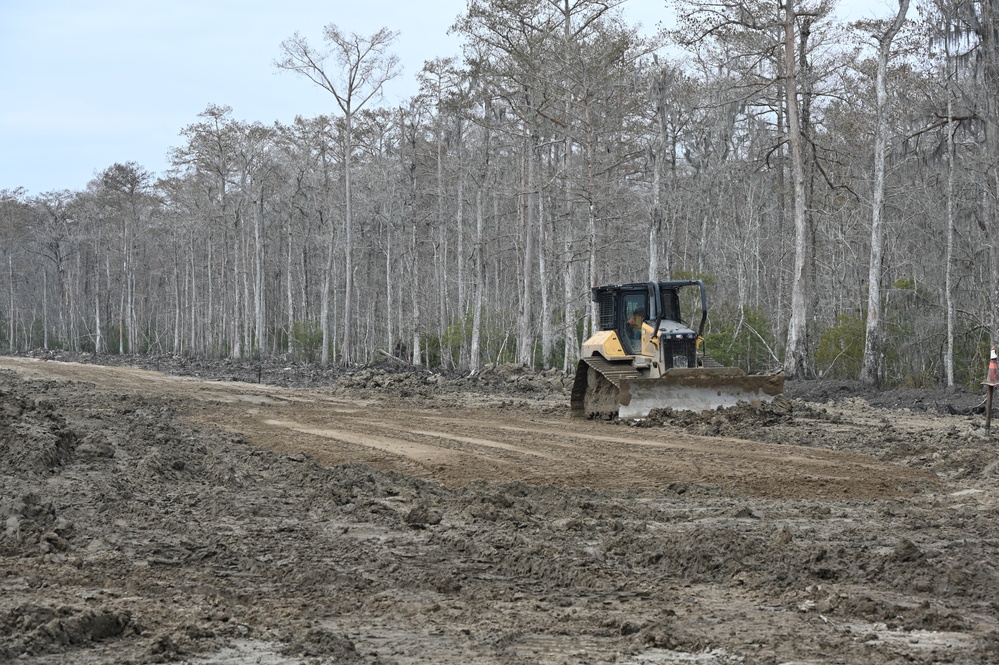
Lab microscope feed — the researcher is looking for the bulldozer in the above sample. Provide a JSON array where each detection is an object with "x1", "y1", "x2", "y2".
[{"x1": 570, "y1": 279, "x2": 784, "y2": 419}]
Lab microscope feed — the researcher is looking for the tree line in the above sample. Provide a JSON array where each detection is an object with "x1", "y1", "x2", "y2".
[{"x1": 1, "y1": 0, "x2": 997, "y2": 387}]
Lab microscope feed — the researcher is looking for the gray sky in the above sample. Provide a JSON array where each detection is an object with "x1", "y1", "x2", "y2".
[{"x1": 1, "y1": 0, "x2": 882, "y2": 195}]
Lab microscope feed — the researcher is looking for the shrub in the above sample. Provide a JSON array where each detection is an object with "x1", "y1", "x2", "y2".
[
  {"x1": 815, "y1": 314, "x2": 865, "y2": 379},
  {"x1": 291, "y1": 320, "x2": 323, "y2": 363},
  {"x1": 702, "y1": 305, "x2": 781, "y2": 373}
]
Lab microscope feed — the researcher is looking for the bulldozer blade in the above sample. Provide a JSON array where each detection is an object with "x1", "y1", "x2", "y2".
[{"x1": 617, "y1": 368, "x2": 784, "y2": 419}]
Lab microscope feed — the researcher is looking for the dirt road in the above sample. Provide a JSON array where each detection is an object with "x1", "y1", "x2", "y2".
[
  {"x1": 0, "y1": 357, "x2": 929, "y2": 500},
  {"x1": 2, "y1": 356, "x2": 998, "y2": 664}
]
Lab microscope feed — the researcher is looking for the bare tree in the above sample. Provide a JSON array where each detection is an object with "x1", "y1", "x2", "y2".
[
  {"x1": 277, "y1": 25, "x2": 400, "y2": 364},
  {"x1": 671, "y1": 0, "x2": 831, "y2": 378},
  {"x1": 859, "y1": 0, "x2": 911, "y2": 386},
  {"x1": 780, "y1": 2, "x2": 812, "y2": 379},
  {"x1": 0, "y1": 189, "x2": 29, "y2": 352}
]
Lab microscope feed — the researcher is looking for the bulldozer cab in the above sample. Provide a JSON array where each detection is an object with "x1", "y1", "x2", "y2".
[{"x1": 593, "y1": 280, "x2": 704, "y2": 357}]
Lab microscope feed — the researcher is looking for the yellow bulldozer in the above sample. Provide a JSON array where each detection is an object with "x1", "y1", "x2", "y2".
[{"x1": 571, "y1": 279, "x2": 784, "y2": 419}]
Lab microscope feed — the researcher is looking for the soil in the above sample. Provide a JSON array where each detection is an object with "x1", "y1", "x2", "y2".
[{"x1": 2, "y1": 351, "x2": 999, "y2": 664}]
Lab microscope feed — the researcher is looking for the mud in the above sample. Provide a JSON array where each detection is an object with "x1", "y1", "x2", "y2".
[{"x1": 1, "y1": 354, "x2": 999, "y2": 663}]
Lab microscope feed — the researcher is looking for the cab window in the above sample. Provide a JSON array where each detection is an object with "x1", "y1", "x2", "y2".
[
  {"x1": 659, "y1": 287, "x2": 680, "y2": 322},
  {"x1": 622, "y1": 292, "x2": 647, "y2": 352}
]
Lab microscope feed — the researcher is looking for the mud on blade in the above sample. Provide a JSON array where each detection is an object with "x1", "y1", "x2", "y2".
[{"x1": 616, "y1": 369, "x2": 786, "y2": 419}]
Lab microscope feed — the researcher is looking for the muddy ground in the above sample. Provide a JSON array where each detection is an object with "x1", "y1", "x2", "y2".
[{"x1": 2, "y1": 352, "x2": 999, "y2": 664}]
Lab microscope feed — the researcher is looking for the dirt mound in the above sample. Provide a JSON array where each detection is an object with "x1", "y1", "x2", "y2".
[
  {"x1": 0, "y1": 605, "x2": 134, "y2": 660},
  {"x1": 641, "y1": 395, "x2": 796, "y2": 432},
  {"x1": 0, "y1": 381, "x2": 77, "y2": 477},
  {"x1": 331, "y1": 363, "x2": 570, "y2": 403},
  {"x1": 16, "y1": 351, "x2": 572, "y2": 395},
  {"x1": 785, "y1": 378, "x2": 985, "y2": 415},
  {"x1": 279, "y1": 628, "x2": 365, "y2": 661},
  {"x1": 0, "y1": 493, "x2": 64, "y2": 556}
]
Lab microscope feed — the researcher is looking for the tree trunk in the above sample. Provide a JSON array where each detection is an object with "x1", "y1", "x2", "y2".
[
  {"x1": 455, "y1": 128, "x2": 466, "y2": 350},
  {"x1": 861, "y1": 0, "x2": 909, "y2": 386},
  {"x1": 517, "y1": 134, "x2": 536, "y2": 367},
  {"x1": 320, "y1": 213, "x2": 335, "y2": 365},
  {"x1": 385, "y1": 216, "x2": 394, "y2": 360},
  {"x1": 470, "y1": 188, "x2": 485, "y2": 373},
  {"x1": 539, "y1": 167, "x2": 551, "y2": 370},
  {"x1": 563, "y1": 231, "x2": 578, "y2": 373},
  {"x1": 945, "y1": 86, "x2": 956, "y2": 386},
  {"x1": 95, "y1": 245, "x2": 103, "y2": 355},
  {"x1": 343, "y1": 115, "x2": 355, "y2": 365},
  {"x1": 7, "y1": 256, "x2": 13, "y2": 353},
  {"x1": 782, "y1": 2, "x2": 810, "y2": 379},
  {"x1": 980, "y1": 0, "x2": 999, "y2": 352},
  {"x1": 172, "y1": 249, "x2": 180, "y2": 354},
  {"x1": 254, "y1": 192, "x2": 265, "y2": 354},
  {"x1": 286, "y1": 217, "x2": 294, "y2": 355},
  {"x1": 585, "y1": 101, "x2": 598, "y2": 340},
  {"x1": 411, "y1": 221, "x2": 422, "y2": 367},
  {"x1": 648, "y1": 156, "x2": 662, "y2": 280},
  {"x1": 436, "y1": 132, "x2": 449, "y2": 368}
]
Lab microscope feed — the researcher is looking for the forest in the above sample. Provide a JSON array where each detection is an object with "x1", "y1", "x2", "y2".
[{"x1": 1, "y1": 0, "x2": 997, "y2": 387}]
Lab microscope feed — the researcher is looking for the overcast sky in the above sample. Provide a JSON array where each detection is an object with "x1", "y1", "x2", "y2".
[{"x1": 2, "y1": 0, "x2": 885, "y2": 196}]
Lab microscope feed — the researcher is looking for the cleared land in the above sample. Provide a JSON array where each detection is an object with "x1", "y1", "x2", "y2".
[{"x1": 2, "y1": 355, "x2": 997, "y2": 664}]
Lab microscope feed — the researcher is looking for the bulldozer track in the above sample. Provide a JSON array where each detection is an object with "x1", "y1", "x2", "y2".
[
  {"x1": 570, "y1": 356, "x2": 642, "y2": 419},
  {"x1": 579, "y1": 356, "x2": 643, "y2": 385}
]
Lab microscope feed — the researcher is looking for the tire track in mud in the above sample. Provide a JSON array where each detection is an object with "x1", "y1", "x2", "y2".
[
  {"x1": 260, "y1": 418, "x2": 524, "y2": 481},
  {"x1": 208, "y1": 393, "x2": 930, "y2": 499},
  {"x1": 257, "y1": 414, "x2": 668, "y2": 488}
]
